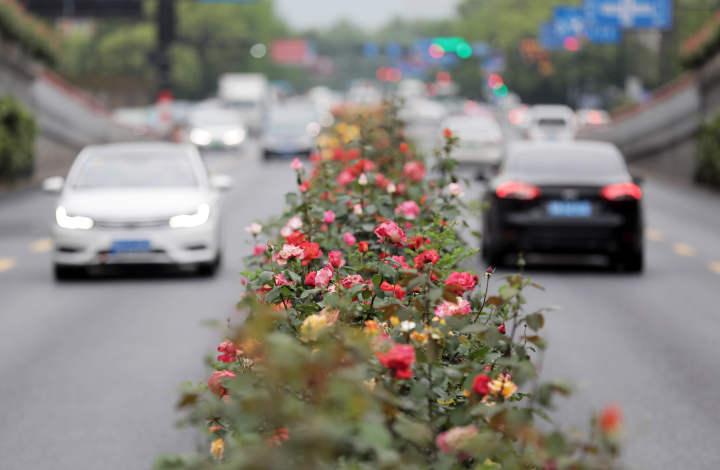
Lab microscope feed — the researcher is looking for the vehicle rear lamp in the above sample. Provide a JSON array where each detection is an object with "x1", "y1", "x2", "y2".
[
  {"x1": 495, "y1": 181, "x2": 541, "y2": 200},
  {"x1": 601, "y1": 182, "x2": 642, "y2": 201}
]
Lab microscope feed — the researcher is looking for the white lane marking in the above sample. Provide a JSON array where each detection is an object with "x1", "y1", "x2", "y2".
[
  {"x1": 29, "y1": 238, "x2": 53, "y2": 253},
  {"x1": 709, "y1": 261, "x2": 720, "y2": 275},
  {"x1": 0, "y1": 258, "x2": 16, "y2": 272},
  {"x1": 673, "y1": 243, "x2": 697, "y2": 257},
  {"x1": 646, "y1": 228, "x2": 664, "y2": 242}
]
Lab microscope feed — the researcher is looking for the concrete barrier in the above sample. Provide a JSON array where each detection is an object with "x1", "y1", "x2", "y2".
[
  {"x1": 582, "y1": 76, "x2": 702, "y2": 182},
  {"x1": 0, "y1": 41, "x2": 145, "y2": 187}
]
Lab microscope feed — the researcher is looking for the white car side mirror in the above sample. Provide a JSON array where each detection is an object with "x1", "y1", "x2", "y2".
[
  {"x1": 42, "y1": 176, "x2": 64, "y2": 193},
  {"x1": 210, "y1": 174, "x2": 233, "y2": 192}
]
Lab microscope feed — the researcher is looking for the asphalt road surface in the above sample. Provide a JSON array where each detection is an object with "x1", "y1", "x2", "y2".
[{"x1": 1, "y1": 140, "x2": 719, "y2": 469}]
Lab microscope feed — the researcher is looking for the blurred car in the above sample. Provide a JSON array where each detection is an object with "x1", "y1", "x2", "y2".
[
  {"x1": 527, "y1": 105, "x2": 577, "y2": 141},
  {"x1": 44, "y1": 142, "x2": 232, "y2": 279},
  {"x1": 441, "y1": 114, "x2": 504, "y2": 169},
  {"x1": 481, "y1": 141, "x2": 643, "y2": 271},
  {"x1": 399, "y1": 97, "x2": 447, "y2": 126},
  {"x1": 261, "y1": 103, "x2": 320, "y2": 159},
  {"x1": 577, "y1": 108, "x2": 611, "y2": 128},
  {"x1": 187, "y1": 106, "x2": 247, "y2": 150}
]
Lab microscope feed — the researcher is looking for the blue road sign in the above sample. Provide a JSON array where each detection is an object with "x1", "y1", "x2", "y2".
[
  {"x1": 585, "y1": 19, "x2": 621, "y2": 43},
  {"x1": 385, "y1": 43, "x2": 403, "y2": 60},
  {"x1": 539, "y1": 21, "x2": 564, "y2": 50},
  {"x1": 363, "y1": 43, "x2": 380, "y2": 59},
  {"x1": 585, "y1": 0, "x2": 672, "y2": 30},
  {"x1": 553, "y1": 6, "x2": 585, "y2": 38}
]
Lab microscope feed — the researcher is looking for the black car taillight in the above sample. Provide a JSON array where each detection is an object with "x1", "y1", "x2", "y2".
[
  {"x1": 600, "y1": 182, "x2": 642, "y2": 201},
  {"x1": 495, "y1": 181, "x2": 541, "y2": 200}
]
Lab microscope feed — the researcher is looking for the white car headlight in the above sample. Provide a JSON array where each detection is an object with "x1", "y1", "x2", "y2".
[
  {"x1": 56, "y1": 206, "x2": 94, "y2": 230},
  {"x1": 222, "y1": 128, "x2": 246, "y2": 146},
  {"x1": 190, "y1": 128, "x2": 212, "y2": 146},
  {"x1": 169, "y1": 204, "x2": 210, "y2": 229}
]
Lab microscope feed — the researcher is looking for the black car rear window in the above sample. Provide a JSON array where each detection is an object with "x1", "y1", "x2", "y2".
[{"x1": 505, "y1": 146, "x2": 629, "y2": 180}]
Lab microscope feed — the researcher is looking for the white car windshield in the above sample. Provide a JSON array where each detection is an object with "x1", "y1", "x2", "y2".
[{"x1": 72, "y1": 150, "x2": 199, "y2": 189}]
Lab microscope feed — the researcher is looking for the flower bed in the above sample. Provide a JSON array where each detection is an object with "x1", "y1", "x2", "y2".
[{"x1": 156, "y1": 104, "x2": 621, "y2": 469}]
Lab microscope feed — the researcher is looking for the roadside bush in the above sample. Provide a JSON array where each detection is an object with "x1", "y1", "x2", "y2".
[
  {"x1": 0, "y1": 0, "x2": 58, "y2": 65},
  {"x1": 0, "y1": 96, "x2": 36, "y2": 181},
  {"x1": 156, "y1": 104, "x2": 622, "y2": 469},
  {"x1": 696, "y1": 113, "x2": 720, "y2": 188}
]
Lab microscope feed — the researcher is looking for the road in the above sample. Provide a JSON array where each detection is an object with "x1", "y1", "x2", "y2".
[
  {"x1": 0, "y1": 144, "x2": 296, "y2": 469},
  {"x1": 1, "y1": 139, "x2": 719, "y2": 469}
]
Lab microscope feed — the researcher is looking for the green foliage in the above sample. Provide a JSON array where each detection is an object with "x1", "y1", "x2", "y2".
[
  {"x1": 157, "y1": 103, "x2": 622, "y2": 469},
  {"x1": 0, "y1": 0, "x2": 57, "y2": 65},
  {"x1": 0, "y1": 95, "x2": 36, "y2": 181},
  {"x1": 696, "y1": 113, "x2": 720, "y2": 188}
]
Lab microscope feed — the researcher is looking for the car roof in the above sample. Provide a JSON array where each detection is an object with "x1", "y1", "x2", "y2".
[
  {"x1": 82, "y1": 142, "x2": 197, "y2": 155},
  {"x1": 507, "y1": 140, "x2": 619, "y2": 155}
]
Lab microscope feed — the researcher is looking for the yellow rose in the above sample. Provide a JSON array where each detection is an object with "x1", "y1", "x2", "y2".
[
  {"x1": 489, "y1": 374, "x2": 518, "y2": 399},
  {"x1": 210, "y1": 437, "x2": 224, "y2": 460}
]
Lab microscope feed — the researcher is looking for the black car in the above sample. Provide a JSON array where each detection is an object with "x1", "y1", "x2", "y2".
[{"x1": 482, "y1": 141, "x2": 644, "y2": 271}]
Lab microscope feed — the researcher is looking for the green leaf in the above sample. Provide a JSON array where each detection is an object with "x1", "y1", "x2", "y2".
[
  {"x1": 393, "y1": 414, "x2": 433, "y2": 446},
  {"x1": 525, "y1": 312, "x2": 545, "y2": 331}
]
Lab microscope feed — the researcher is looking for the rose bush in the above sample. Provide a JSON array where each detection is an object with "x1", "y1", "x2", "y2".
[{"x1": 156, "y1": 104, "x2": 621, "y2": 469}]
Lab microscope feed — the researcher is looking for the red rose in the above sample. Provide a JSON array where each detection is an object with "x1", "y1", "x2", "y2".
[
  {"x1": 445, "y1": 271, "x2": 478, "y2": 294},
  {"x1": 300, "y1": 241, "x2": 322, "y2": 265},
  {"x1": 376, "y1": 344, "x2": 415, "y2": 379},
  {"x1": 599, "y1": 405, "x2": 623, "y2": 435},
  {"x1": 208, "y1": 370, "x2": 236, "y2": 397},
  {"x1": 399, "y1": 142, "x2": 409, "y2": 153},
  {"x1": 285, "y1": 231, "x2": 306, "y2": 245},
  {"x1": 497, "y1": 323, "x2": 506, "y2": 334},
  {"x1": 304, "y1": 271, "x2": 316, "y2": 287},
  {"x1": 407, "y1": 235, "x2": 430, "y2": 250},
  {"x1": 216, "y1": 340, "x2": 238, "y2": 363},
  {"x1": 375, "y1": 173, "x2": 389, "y2": 189},
  {"x1": 443, "y1": 128, "x2": 453, "y2": 139},
  {"x1": 414, "y1": 249, "x2": 440, "y2": 270},
  {"x1": 358, "y1": 241, "x2": 369, "y2": 253},
  {"x1": 472, "y1": 374, "x2": 491, "y2": 396},
  {"x1": 380, "y1": 281, "x2": 405, "y2": 300},
  {"x1": 388, "y1": 255, "x2": 410, "y2": 270}
]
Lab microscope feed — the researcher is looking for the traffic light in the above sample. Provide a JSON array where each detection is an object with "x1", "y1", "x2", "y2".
[{"x1": 431, "y1": 37, "x2": 473, "y2": 59}]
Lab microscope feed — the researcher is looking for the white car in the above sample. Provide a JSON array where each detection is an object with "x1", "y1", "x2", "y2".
[
  {"x1": 441, "y1": 114, "x2": 504, "y2": 168},
  {"x1": 44, "y1": 142, "x2": 232, "y2": 279},
  {"x1": 187, "y1": 106, "x2": 247, "y2": 150},
  {"x1": 527, "y1": 105, "x2": 577, "y2": 141}
]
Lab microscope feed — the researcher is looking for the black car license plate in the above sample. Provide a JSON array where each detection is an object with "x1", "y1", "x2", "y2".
[{"x1": 547, "y1": 200, "x2": 592, "y2": 217}]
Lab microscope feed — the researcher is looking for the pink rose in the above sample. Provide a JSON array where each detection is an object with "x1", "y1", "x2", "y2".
[
  {"x1": 314, "y1": 266, "x2": 334, "y2": 288},
  {"x1": 374, "y1": 220, "x2": 406, "y2": 245},
  {"x1": 403, "y1": 161, "x2": 426, "y2": 182},
  {"x1": 274, "y1": 273, "x2": 293, "y2": 287},
  {"x1": 337, "y1": 170, "x2": 355, "y2": 186},
  {"x1": 341, "y1": 274, "x2": 365, "y2": 289},
  {"x1": 445, "y1": 271, "x2": 478, "y2": 294},
  {"x1": 434, "y1": 297, "x2": 472, "y2": 318},
  {"x1": 323, "y1": 210, "x2": 336, "y2": 224},
  {"x1": 252, "y1": 244, "x2": 267, "y2": 256},
  {"x1": 328, "y1": 250, "x2": 345, "y2": 269},
  {"x1": 342, "y1": 232, "x2": 357, "y2": 246},
  {"x1": 395, "y1": 200, "x2": 421, "y2": 220},
  {"x1": 436, "y1": 425, "x2": 478, "y2": 454},
  {"x1": 208, "y1": 370, "x2": 236, "y2": 397},
  {"x1": 290, "y1": 158, "x2": 303, "y2": 171}
]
